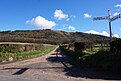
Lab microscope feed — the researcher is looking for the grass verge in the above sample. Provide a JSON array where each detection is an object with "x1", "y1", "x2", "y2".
[
  {"x1": 0, "y1": 45, "x2": 56, "y2": 62},
  {"x1": 60, "y1": 45, "x2": 121, "y2": 74}
]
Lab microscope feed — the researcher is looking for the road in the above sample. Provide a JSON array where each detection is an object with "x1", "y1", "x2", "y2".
[{"x1": 0, "y1": 46, "x2": 119, "y2": 81}]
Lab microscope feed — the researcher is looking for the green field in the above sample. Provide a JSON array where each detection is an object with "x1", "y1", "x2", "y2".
[{"x1": 0, "y1": 43, "x2": 56, "y2": 63}]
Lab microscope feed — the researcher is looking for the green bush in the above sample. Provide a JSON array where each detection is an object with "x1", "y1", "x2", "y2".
[
  {"x1": 60, "y1": 45, "x2": 121, "y2": 73},
  {"x1": 0, "y1": 44, "x2": 56, "y2": 62},
  {"x1": 0, "y1": 44, "x2": 42, "y2": 53},
  {"x1": 80, "y1": 50, "x2": 121, "y2": 73},
  {"x1": 74, "y1": 42, "x2": 85, "y2": 53},
  {"x1": 110, "y1": 39, "x2": 121, "y2": 54},
  {"x1": 0, "y1": 44, "x2": 20, "y2": 53}
]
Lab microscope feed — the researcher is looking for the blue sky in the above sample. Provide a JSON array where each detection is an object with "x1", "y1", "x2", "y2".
[{"x1": 0, "y1": 0, "x2": 121, "y2": 37}]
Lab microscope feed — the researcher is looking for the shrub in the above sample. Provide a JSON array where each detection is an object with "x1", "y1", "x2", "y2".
[
  {"x1": 0, "y1": 44, "x2": 42, "y2": 53},
  {"x1": 110, "y1": 39, "x2": 121, "y2": 54},
  {"x1": 0, "y1": 44, "x2": 20, "y2": 53},
  {"x1": 74, "y1": 42, "x2": 85, "y2": 54}
]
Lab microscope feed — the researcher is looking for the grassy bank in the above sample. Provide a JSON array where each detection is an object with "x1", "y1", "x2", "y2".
[
  {"x1": 0, "y1": 44, "x2": 56, "y2": 63},
  {"x1": 60, "y1": 44, "x2": 121, "y2": 74}
]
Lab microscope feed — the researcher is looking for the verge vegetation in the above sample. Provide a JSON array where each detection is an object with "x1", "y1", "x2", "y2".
[
  {"x1": 60, "y1": 39, "x2": 121, "y2": 74},
  {"x1": 0, "y1": 44, "x2": 56, "y2": 63}
]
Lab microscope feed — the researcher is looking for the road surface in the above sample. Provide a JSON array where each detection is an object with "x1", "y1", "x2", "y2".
[{"x1": 0, "y1": 46, "x2": 119, "y2": 81}]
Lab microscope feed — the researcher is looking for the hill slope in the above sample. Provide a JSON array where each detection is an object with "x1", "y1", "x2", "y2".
[{"x1": 0, "y1": 29, "x2": 109, "y2": 44}]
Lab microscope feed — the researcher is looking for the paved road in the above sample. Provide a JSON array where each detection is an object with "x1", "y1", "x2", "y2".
[{"x1": 0, "y1": 47, "x2": 119, "y2": 81}]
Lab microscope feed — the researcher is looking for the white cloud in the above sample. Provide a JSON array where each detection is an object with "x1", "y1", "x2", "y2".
[
  {"x1": 101, "y1": 31, "x2": 110, "y2": 37},
  {"x1": 26, "y1": 16, "x2": 56, "y2": 29},
  {"x1": 115, "y1": 4, "x2": 121, "y2": 8},
  {"x1": 113, "y1": 34, "x2": 120, "y2": 38},
  {"x1": 54, "y1": 9, "x2": 69, "y2": 20},
  {"x1": 85, "y1": 30, "x2": 119, "y2": 38},
  {"x1": 84, "y1": 13, "x2": 92, "y2": 18},
  {"x1": 113, "y1": 12, "x2": 120, "y2": 16},
  {"x1": 120, "y1": 28, "x2": 121, "y2": 30},
  {"x1": 68, "y1": 26, "x2": 76, "y2": 30},
  {"x1": 85, "y1": 30, "x2": 101, "y2": 35},
  {"x1": 85, "y1": 30, "x2": 109, "y2": 37}
]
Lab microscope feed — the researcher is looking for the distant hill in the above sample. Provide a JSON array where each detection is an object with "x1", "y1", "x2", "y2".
[{"x1": 0, "y1": 29, "x2": 110, "y2": 44}]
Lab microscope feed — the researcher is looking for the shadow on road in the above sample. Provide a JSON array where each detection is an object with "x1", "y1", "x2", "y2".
[
  {"x1": 13, "y1": 68, "x2": 29, "y2": 75},
  {"x1": 2, "y1": 47, "x2": 121, "y2": 80},
  {"x1": 46, "y1": 47, "x2": 121, "y2": 80}
]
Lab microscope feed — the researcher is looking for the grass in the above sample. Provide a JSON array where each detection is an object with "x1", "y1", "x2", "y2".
[
  {"x1": 0, "y1": 45, "x2": 56, "y2": 62},
  {"x1": 60, "y1": 44, "x2": 121, "y2": 73},
  {"x1": 84, "y1": 44, "x2": 110, "y2": 55},
  {"x1": 81, "y1": 50, "x2": 121, "y2": 73}
]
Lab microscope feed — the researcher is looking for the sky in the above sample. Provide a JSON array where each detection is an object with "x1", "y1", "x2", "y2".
[{"x1": 0, "y1": 0, "x2": 121, "y2": 37}]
